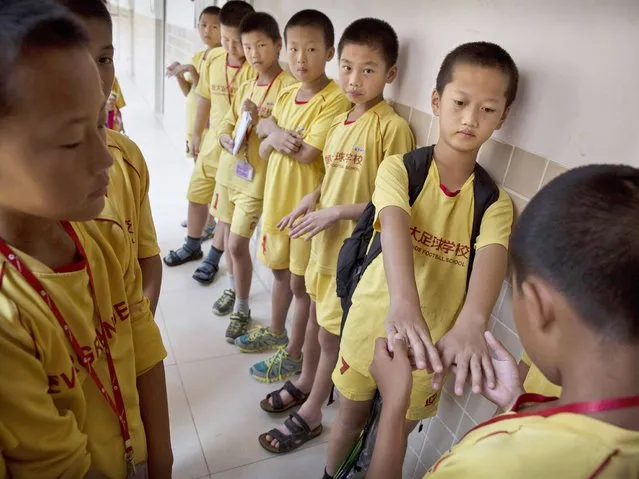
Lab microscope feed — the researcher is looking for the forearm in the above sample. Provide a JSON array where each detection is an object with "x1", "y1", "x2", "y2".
[
  {"x1": 139, "y1": 255, "x2": 162, "y2": 315},
  {"x1": 367, "y1": 403, "x2": 407, "y2": 479},
  {"x1": 137, "y1": 362, "x2": 173, "y2": 478},
  {"x1": 256, "y1": 117, "x2": 281, "y2": 139},
  {"x1": 380, "y1": 207, "x2": 421, "y2": 305},
  {"x1": 176, "y1": 76, "x2": 191, "y2": 97},
  {"x1": 193, "y1": 96, "x2": 210, "y2": 137},
  {"x1": 458, "y1": 244, "x2": 508, "y2": 328},
  {"x1": 334, "y1": 202, "x2": 367, "y2": 221},
  {"x1": 259, "y1": 135, "x2": 275, "y2": 160}
]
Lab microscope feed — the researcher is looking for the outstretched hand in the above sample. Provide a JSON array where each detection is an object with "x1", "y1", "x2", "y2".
[
  {"x1": 370, "y1": 336, "x2": 413, "y2": 410},
  {"x1": 277, "y1": 190, "x2": 320, "y2": 231},
  {"x1": 289, "y1": 207, "x2": 339, "y2": 240}
]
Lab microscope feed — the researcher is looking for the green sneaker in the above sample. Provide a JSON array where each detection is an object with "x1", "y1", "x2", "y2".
[
  {"x1": 249, "y1": 347, "x2": 302, "y2": 384},
  {"x1": 234, "y1": 326, "x2": 289, "y2": 353},
  {"x1": 225, "y1": 310, "x2": 251, "y2": 343},
  {"x1": 212, "y1": 289, "x2": 235, "y2": 316}
]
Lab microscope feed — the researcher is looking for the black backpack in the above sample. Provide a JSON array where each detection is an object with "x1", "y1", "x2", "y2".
[{"x1": 335, "y1": 145, "x2": 500, "y2": 332}]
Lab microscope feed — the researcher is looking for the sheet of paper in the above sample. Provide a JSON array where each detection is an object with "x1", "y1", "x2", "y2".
[{"x1": 232, "y1": 110, "x2": 252, "y2": 156}]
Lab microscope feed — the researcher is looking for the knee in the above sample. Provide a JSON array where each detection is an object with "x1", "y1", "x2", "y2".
[
  {"x1": 272, "y1": 268, "x2": 290, "y2": 283},
  {"x1": 290, "y1": 275, "x2": 308, "y2": 297},
  {"x1": 319, "y1": 328, "x2": 340, "y2": 355},
  {"x1": 337, "y1": 402, "x2": 370, "y2": 432},
  {"x1": 228, "y1": 235, "x2": 247, "y2": 259}
]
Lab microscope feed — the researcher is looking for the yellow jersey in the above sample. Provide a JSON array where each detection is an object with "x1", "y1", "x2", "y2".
[
  {"x1": 112, "y1": 76, "x2": 126, "y2": 110},
  {"x1": 0, "y1": 218, "x2": 166, "y2": 478},
  {"x1": 261, "y1": 80, "x2": 351, "y2": 233},
  {"x1": 185, "y1": 48, "x2": 212, "y2": 141},
  {"x1": 341, "y1": 156, "x2": 513, "y2": 375},
  {"x1": 195, "y1": 47, "x2": 256, "y2": 167},
  {"x1": 311, "y1": 101, "x2": 415, "y2": 274},
  {"x1": 522, "y1": 351, "x2": 562, "y2": 397},
  {"x1": 216, "y1": 71, "x2": 298, "y2": 198},
  {"x1": 106, "y1": 129, "x2": 160, "y2": 260},
  {"x1": 425, "y1": 397, "x2": 639, "y2": 478}
]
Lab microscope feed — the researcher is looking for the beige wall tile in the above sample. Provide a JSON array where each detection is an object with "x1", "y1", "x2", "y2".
[
  {"x1": 394, "y1": 102, "x2": 412, "y2": 123},
  {"x1": 508, "y1": 192, "x2": 529, "y2": 220},
  {"x1": 504, "y1": 148, "x2": 547, "y2": 198},
  {"x1": 437, "y1": 391, "x2": 464, "y2": 435},
  {"x1": 427, "y1": 116, "x2": 440, "y2": 145},
  {"x1": 477, "y1": 139, "x2": 513, "y2": 185},
  {"x1": 409, "y1": 108, "x2": 432, "y2": 147},
  {"x1": 465, "y1": 393, "x2": 497, "y2": 424},
  {"x1": 541, "y1": 160, "x2": 568, "y2": 187},
  {"x1": 497, "y1": 283, "x2": 516, "y2": 332}
]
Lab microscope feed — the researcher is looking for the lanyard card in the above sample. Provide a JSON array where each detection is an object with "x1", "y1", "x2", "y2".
[{"x1": 236, "y1": 160, "x2": 254, "y2": 181}]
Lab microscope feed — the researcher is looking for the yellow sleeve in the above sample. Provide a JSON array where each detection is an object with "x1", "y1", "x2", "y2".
[
  {"x1": 304, "y1": 95, "x2": 350, "y2": 151},
  {"x1": 521, "y1": 350, "x2": 532, "y2": 366},
  {"x1": 195, "y1": 56, "x2": 212, "y2": 99},
  {"x1": 132, "y1": 144, "x2": 160, "y2": 259},
  {"x1": 372, "y1": 154, "x2": 411, "y2": 231},
  {"x1": 270, "y1": 87, "x2": 289, "y2": 124},
  {"x1": 382, "y1": 117, "x2": 416, "y2": 158},
  {"x1": 475, "y1": 188, "x2": 514, "y2": 250},
  {"x1": 113, "y1": 77, "x2": 126, "y2": 109},
  {"x1": 0, "y1": 301, "x2": 91, "y2": 478}
]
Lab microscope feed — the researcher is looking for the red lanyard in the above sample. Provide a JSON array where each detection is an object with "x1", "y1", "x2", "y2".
[
  {"x1": 465, "y1": 392, "x2": 639, "y2": 438},
  {"x1": 224, "y1": 54, "x2": 244, "y2": 104},
  {"x1": 0, "y1": 222, "x2": 136, "y2": 476}
]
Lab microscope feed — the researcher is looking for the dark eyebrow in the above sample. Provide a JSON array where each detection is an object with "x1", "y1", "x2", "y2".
[{"x1": 101, "y1": 44, "x2": 114, "y2": 53}]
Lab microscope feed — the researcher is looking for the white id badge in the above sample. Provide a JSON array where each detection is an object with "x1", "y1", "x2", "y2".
[{"x1": 236, "y1": 161, "x2": 255, "y2": 181}]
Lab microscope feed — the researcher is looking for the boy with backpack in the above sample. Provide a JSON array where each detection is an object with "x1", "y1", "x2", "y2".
[
  {"x1": 256, "y1": 17, "x2": 414, "y2": 454},
  {"x1": 324, "y1": 41, "x2": 518, "y2": 478},
  {"x1": 368, "y1": 164, "x2": 639, "y2": 478}
]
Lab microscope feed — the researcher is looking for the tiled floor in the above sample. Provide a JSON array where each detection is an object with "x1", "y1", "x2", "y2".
[{"x1": 118, "y1": 76, "x2": 336, "y2": 479}]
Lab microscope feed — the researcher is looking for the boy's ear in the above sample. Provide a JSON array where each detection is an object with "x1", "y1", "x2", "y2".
[
  {"x1": 385, "y1": 65, "x2": 398, "y2": 84},
  {"x1": 495, "y1": 106, "x2": 511, "y2": 131},
  {"x1": 521, "y1": 277, "x2": 557, "y2": 336},
  {"x1": 326, "y1": 46, "x2": 336, "y2": 62},
  {"x1": 431, "y1": 88, "x2": 441, "y2": 117},
  {"x1": 275, "y1": 38, "x2": 283, "y2": 55}
]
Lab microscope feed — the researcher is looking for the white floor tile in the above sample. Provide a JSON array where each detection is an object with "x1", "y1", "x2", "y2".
[
  {"x1": 165, "y1": 365, "x2": 210, "y2": 479},
  {"x1": 209, "y1": 443, "x2": 328, "y2": 479},
  {"x1": 179, "y1": 353, "x2": 330, "y2": 475}
]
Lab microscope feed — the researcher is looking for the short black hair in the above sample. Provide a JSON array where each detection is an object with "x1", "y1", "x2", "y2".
[
  {"x1": 338, "y1": 18, "x2": 399, "y2": 68},
  {"x1": 436, "y1": 42, "x2": 519, "y2": 108},
  {"x1": 57, "y1": 0, "x2": 112, "y2": 29},
  {"x1": 284, "y1": 9, "x2": 334, "y2": 48},
  {"x1": 239, "y1": 12, "x2": 281, "y2": 42},
  {"x1": 0, "y1": 0, "x2": 88, "y2": 119},
  {"x1": 219, "y1": 1, "x2": 254, "y2": 28},
  {"x1": 510, "y1": 164, "x2": 639, "y2": 342},
  {"x1": 200, "y1": 6, "x2": 220, "y2": 21}
]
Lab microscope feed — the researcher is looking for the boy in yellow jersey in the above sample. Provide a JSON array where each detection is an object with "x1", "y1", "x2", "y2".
[
  {"x1": 368, "y1": 164, "x2": 639, "y2": 479},
  {"x1": 210, "y1": 12, "x2": 297, "y2": 341},
  {"x1": 257, "y1": 18, "x2": 414, "y2": 454},
  {"x1": 0, "y1": 2, "x2": 171, "y2": 477},
  {"x1": 62, "y1": 0, "x2": 164, "y2": 316},
  {"x1": 324, "y1": 42, "x2": 518, "y2": 477},
  {"x1": 166, "y1": 6, "x2": 221, "y2": 158},
  {"x1": 519, "y1": 351, "x2": 562, "y2": 397},
  {"x1": 107, "y1": 76, "x2": 126, "y2": 133},
  {"x1": 164, "y1": 1, "x2": 256, "y2": 285},
  {"x1": 238, "y1": 9, "x2": 351, "y2": 383}
]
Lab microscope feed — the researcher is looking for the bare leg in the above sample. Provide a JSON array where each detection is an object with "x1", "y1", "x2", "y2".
[
  {"x1": 325, "y1": 397, "x2": 373, "y2": 476},
  {"x1": 287, "y1": 273, "x2": 311, "y2": 360},
  {"x1": 187, "y1": 202, "x2": 209, "y2": 239},
  {"x1": 271, "y1": 269, "x2": 293, "y2": 336},
  {"x1": 228, "y1": 232, "x2": 251, "y2": 300}
]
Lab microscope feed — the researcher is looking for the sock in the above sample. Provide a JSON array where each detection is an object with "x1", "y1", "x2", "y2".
[
  {"x1": 234, "y1": 297, "x2": 249, "y2": 314},
  {"x1": 207, "y1": 246, "x2": 223, "y2": 268},
  {"x1": 185, "y1": 235, "x2": 202, "y2": 252},
  {"x1": 228, "y1": 273, "x2": 235, "y2": 291},
  {"x1": 322, "y1": 469, "x2": 334, "y2": 479}
]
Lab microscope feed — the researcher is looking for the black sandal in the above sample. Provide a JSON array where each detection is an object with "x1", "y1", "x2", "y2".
[
  {"x1": 191, "y1": 262, "x2": 218, "y2": 285},
  {"x1": 258, "y1": 412, "x2": 323, "y2": 454},
  {"x1": 163, "y1": 246, "x2": 203, "y2": 267},
  {"x1": 260, "y1": 380, "x2": 309, "y2": 413}
]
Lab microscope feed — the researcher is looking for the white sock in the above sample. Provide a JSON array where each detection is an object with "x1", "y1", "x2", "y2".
[
  {"x1": 234, "y1": 297, "x2": 250, "y2": 314},
  {"x1": 228, "y1": 274, "x2": 235, "y2": 291}
]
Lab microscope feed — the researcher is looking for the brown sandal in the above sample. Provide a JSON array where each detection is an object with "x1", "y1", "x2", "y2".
[
  {"x1": 260, "y1": 380, "x2": 309, "y2": 413},
  {"x1": 258, "y1": 412, "x2": 323, "y2": 454}
]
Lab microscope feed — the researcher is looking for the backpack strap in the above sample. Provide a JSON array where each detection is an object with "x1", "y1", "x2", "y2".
[
  {"x1": 403, "y1": 146, "x2": 434, "y2": 206},
  {"x1": 467, "y1": 163, "x2": 500, "y2": 290}
]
